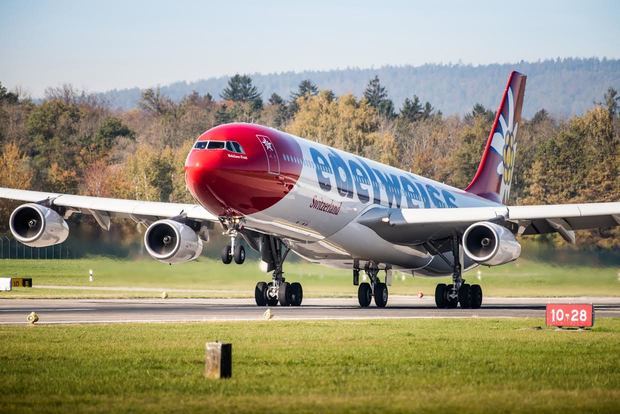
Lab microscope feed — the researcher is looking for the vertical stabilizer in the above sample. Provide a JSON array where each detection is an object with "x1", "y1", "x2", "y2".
[{"x1": 465, "y1": 71, "x2": 526, "y2": 205}]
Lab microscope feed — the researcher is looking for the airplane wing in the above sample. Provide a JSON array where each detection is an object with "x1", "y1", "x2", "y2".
[
  {"x1": 357, "y1": 202, "x2": 620, "y2": 245},
  {"x1": 0, "y1": 187, "x2": 218, "y2": 230}
]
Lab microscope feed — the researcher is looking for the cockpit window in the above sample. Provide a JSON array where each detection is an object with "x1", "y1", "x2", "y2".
[
  {"x1": 207, "y1": 141, "x2": 225, "y2": 150},
  {"x1": 232, "y1": 142, "x2": 244, "y2": 154},
  {"x1": 194, "y1": 141, "x2": 208, "y2": 149},
  {"x1": 226, "y1": 141, "x2": 235, "y2": 152}
]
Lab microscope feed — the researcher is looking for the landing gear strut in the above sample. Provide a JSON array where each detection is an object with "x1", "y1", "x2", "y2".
[
  {"x1": 254, "y1": 236, "x2": 303, "y2": 307},
  {"x1": 220, "y1": 218, "x2": 245, "y2": 265},
  {"x1": 434, "y1": 235, "x2": 482, "y2": 309},
  {"x1": 356, "y1": 263, "x2": 389, "y2": 308}
]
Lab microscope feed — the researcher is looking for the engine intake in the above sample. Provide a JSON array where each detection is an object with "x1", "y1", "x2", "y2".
[
  {"x1": 463, "y1": 221, "x2": 521, "y2": 266},
  {"x1": 144, "y1": 219, "x2": 203, "y2": 264},
  {"x1": 9, "y1": 203, "x2": 69, "y2": 247}
]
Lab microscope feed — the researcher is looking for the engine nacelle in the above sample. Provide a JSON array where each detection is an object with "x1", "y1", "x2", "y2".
[
  {"x1": 9, "y1": 203, "x2": 69, "y2": 247},
  {"x1": 144, "y1": 219, "x2": 203, "y2": 264},
  {"x1": 463, "y1": 221, "x2": 521, "y2": 266}
]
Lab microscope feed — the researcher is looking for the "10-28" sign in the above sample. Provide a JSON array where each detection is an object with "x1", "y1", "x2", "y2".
[{"x1": 545, "y1": 303, "x2": 594, "y2": 328}]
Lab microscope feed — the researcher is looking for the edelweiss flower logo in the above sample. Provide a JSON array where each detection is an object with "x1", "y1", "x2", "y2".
[
  {"x1": 489, "y1": 87, "x2": 518, "y2": 199},
  {"x1": 502, "y1": 130, "x2": 515, "y2": 185}
]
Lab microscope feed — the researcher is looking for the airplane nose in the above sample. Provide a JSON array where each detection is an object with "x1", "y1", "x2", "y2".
[{"x1": 184, "y1": 125, "x2": 304, "y2": 217}]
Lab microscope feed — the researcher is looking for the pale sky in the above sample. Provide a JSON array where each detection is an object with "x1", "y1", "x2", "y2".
[{"x1": 1, "y1": 0, "x2": 619, "y2": 97}]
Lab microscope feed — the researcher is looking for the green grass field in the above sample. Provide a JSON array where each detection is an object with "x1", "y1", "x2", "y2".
[
  {"x1": 1, "y1": 256, "x2": 619, "y2": 298},
  {"x1": 0, "y1": 319, "x2": 619, "y2": 413}
]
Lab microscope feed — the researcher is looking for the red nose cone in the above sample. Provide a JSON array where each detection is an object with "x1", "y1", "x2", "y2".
[{"x1": 185, "y1": 123, "x2": 303, "y2": 217}]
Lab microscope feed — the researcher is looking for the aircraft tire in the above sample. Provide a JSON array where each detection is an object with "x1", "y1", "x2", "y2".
[
  {"x1": 374, "y1": 282, "x2": 388, "y2": 308},
  {"x1": 435, "y1": 283, "x2": 447, "y2": 308},
  {"x1": 266, "y1": 282, "x2": 279, "y2": 306},
  {"x1": 255, "y1": 282, "x2": 268, "y2": 306},
  {"x1": 358, "y1": 283, "x2": 372, "y2": 307},
  {"x1": 221, "y1": 245, "x2": 232, "y2": 264},
  {"x1": 290, "y1": 282, "x2": 303, "y2": 306},
  {"x1": 470, "y1": 284, "x2": 483, "y2": 309},
  {"x1": 278, "y1": 282, "x2": 292, "y2": 306},
  {"x1": 446, "y1": 284, "x2": 458, "y2": 308},
  {"x1": 458, "y1": 283, "x2": 472, "y2": 308},
  {"x1": 233, "y1": 244, "x2": 245, "y2": 264}
]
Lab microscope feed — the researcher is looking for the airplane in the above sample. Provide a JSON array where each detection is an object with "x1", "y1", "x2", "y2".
[{"x1": 1, "y1": 71, "x2": 619, "y2": 309}]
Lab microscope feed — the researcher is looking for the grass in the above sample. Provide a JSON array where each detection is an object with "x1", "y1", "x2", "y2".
[
  {"x1": 1, "y1": 256, "x2": 619, "y2": 298},
  {"x1": 0, "y1": 318, "x2": 619, "y2": 413}
]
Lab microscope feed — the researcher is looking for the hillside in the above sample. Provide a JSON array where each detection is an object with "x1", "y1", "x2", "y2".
[{"x1": 97, "y1": 58, "x2": 619, "y2": 118}]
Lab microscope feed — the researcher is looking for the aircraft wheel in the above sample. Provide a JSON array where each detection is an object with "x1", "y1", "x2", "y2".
[
  {"x1": 374, "y1": 282, "x2": 389, "y2": 308},
  {"x1": 446, "y1": 284, "x2": 458, "y2": 308},
  {"x1": 470, "y1": 284, "x2": 483, "y2": 309},
  {"x1": 266, "y1": 282, "x2": 279, "y2": 306},
  {"x1": 233, "y1": 244, "x2": 245, "y2": 264},
  {"x1": 278, "y1": 282, "x2": 292, "y2": 306},
  {"x1": 290, "y1": 282, "x2": 303, "y2": 306},
  {"x1": 435, "y1": 283, "x2": 447, "y2": 308},
  {"x1": 255, "y1": 282, "x2": 268, "y2": 306},
  {"x1": 458, "y1": 283, "x2": 472, "y2": 309},
  {"x1": 221, "y1": 245, "x2": 232, "y2": 264},
  {"x1": 358, "y1": 283, "x2": 372, "y2": 307}
]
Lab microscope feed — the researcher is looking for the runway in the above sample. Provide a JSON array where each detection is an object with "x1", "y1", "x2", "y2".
[{"x1": 1, "y1": 296, "x2": 619, "y2": 324}]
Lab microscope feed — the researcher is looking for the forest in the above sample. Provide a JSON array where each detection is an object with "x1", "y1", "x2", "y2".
[{"x1": 0, "y1": 72, "x2": 618, "y2": 256}]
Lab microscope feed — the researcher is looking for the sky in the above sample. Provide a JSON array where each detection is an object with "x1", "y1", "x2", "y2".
[{"x1": 1, "y1": 0, "x2": 619, "y2": 97}]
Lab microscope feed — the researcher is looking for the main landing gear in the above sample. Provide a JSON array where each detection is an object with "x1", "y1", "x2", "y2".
[
  {"x1": 254, "y1": 235, "x2": 303, "y2": 307},
  {"x1": 355, "y1": 264, "x2": 390, "y2": 308},
  {"x1": 434, "y1": 235, "x2": 483, "y2": 309}
]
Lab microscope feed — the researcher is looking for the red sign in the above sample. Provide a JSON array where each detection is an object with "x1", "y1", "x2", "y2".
[{"x1": 545, "y1": 304, "x2": 594, "y2": 328}]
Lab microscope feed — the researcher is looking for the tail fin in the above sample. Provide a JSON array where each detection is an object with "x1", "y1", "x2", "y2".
[{"x1": 465, "y1": 71, "x2": 526, "y2": 205}]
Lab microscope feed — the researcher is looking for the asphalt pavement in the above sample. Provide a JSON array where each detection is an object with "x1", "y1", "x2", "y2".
[{"x1": 1, "y1": 296, "x2": 619, "y2": 324}]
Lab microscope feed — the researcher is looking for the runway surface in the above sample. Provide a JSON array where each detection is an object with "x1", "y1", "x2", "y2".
[{"x1": 1, "y1": 296, "x2": 619, "y2": 324}]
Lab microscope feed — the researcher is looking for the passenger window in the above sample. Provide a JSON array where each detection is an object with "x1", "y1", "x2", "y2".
[
  {"x1": 207, "y1": 141, "x2": 225, "y2": 150},
  {"x1": 194, "y1": 141, "x2": 208, "y2": 149}
]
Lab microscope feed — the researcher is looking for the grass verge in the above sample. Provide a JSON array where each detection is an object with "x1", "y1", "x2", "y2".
[
  {"x1": 1, "y1": 257, "x2": 619, "y2": 298},
  {"x1": 0, "y1": 318, "x2": 619, "y2": 413}
]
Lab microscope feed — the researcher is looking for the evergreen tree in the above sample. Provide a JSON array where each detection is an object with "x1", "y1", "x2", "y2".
[
  {"x1": 291, "y1": 79, "x2": 318, "y2": 100},
  {"x1": 602, "y1": 87, "x2": 619, "y2": 118},
  {"x1": 220, "y1": 74, "x2": 262, "y2": 109},
  {"x1": 363, "y1": 76, "x2": 395, "y2": 119},
  {"x1": 400, "y1": 96, "x2": 423, "y2": 122}
]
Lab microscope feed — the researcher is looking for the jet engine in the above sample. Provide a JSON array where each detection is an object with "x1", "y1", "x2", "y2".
[
  {"x1": 9, "y1": 203, "x2": 69, "y2": 247},
  {"x1": 463, "y1": 221, "x2": 521, "y2": 266},
  {"x1": 144, "y1": 219, "x2": 203, "y2": 264}
]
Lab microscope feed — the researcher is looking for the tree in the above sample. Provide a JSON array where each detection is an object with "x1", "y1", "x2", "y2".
[
  {"x1": 93, "y1": 117, "x2": 135, "y2": 152},
  {"x1": 139, "y1": 88, "x2": 174, "y2": 117},
  {"x1": 400, "y1": 96, "x2": 423, "y2": 122},
  {"x1": 220, "y1": 74, "x2": 262, "y2": 109},
  {"x1": 363, "y1": 76, "x2": 395, "y2": 119},
  {"x1": 291, "y1": 79, "x2": 318, "y2": 100},
  {"x1": 287, "y1": 91, "x2": 378, "y2": 155},
  {"x1": 602, "y1": 87, "x2": 619, "y2": 118},
  {"x1": 0, "y1": 82, "x2": 18, "y2": 104},
  {"x1": 466, "y1": 103, "x2": 495, "y2": 123}
]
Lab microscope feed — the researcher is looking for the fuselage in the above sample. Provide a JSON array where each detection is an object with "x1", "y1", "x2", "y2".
[{"x1": 184, "y1": 123, "x2": 500, "y2": 275}]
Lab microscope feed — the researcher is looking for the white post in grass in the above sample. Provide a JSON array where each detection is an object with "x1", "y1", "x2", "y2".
[{"x1": 89, "y1": 269, "x2": 94, "y2": 283}]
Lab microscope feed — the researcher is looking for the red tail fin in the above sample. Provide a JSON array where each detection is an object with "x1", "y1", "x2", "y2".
[{"x1": 465, "y1": 71, "x2": 526, "y2": 205}]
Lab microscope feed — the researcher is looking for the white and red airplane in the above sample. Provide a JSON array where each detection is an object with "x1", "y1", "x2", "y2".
[{"x1": 2, "y1": 71, "x2": 619, "y2": 308}]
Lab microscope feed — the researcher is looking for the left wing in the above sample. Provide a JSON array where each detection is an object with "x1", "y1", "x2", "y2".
[
  {"x1": 357, "y1": 202, "x2": 620, "y2": 245},
  {"x1": 0, "y1": 187, "x2": 218, "y2": 230}
]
